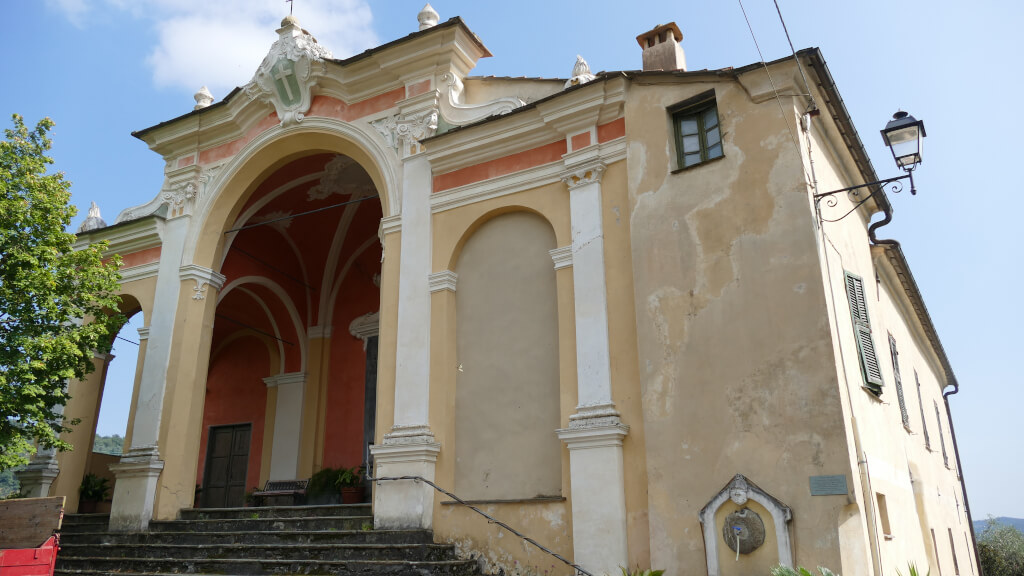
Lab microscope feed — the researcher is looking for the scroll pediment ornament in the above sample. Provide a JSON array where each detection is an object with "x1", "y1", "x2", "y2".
[
  {"x1": 439, "y1": 73, "x2": 524, "y2": 126},
  {"x1": 371, "y1": 109, "x2": 439, "y2": 157},
  {"x1": 245, "y1": 16, "x2": 333, "y2": 127}
]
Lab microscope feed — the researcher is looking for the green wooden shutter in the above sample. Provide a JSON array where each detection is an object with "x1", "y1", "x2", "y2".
[
  {"x1": 916, "y1": 371, "x2": 931, "y2": 449},
  {"x1": 845, "y1": 271, "x2": 883, "y2": 395},
  {"x1": 889, "y1": 335, "x2": 910, "y2": 427},
  {"x1": 935, "y1": 401, "x2": 949, "y2": 467}
]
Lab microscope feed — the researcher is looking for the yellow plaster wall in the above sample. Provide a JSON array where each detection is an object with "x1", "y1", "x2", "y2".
[
  {"x1": 626, "y1": 77, "x2": 854, "y2": 574},
  {"x1": 430, "y1": 182, "x2": 575, "y2": 575}
]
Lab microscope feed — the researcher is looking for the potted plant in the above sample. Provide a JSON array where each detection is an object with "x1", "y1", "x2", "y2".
[
  {"x1": 78, "y1": 473, "x2": 110, "y2": 513},
  {"x1": 335, "y1": 465, "x2": 364, "y2": 504}
]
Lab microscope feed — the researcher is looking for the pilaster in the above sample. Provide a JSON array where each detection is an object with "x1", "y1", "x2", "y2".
[
  {"x1": 557, "y1": 160, "x2": 631, "y2": 574},
  {"x1": 16, "y1": 450, "x2": 60, "y2": 498},
  {"x1": 108, "y1": 446, "x2": 164, "y2": 532}
]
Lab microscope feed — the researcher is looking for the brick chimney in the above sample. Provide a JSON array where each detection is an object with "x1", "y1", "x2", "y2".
[{"x1": 636, "y1": 23, "x2": 687, "y2": 72}]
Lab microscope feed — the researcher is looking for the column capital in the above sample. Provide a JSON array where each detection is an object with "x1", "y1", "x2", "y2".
[
  {"x1": 560, "y1": 161, "x2": 606, "y2": 190},
  {"x1": 137, "y1": 326, "x2": 151, "y2": 341},
  {"x1": 179, "y1": 264, "x2": 226, "y2": 301}
]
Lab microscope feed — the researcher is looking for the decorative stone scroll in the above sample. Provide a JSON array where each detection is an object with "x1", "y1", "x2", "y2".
[
  {"x1": 699, "y1": 474, "x2": 794, "y2": 576},
  {"x1": 565, "y1": 55, "x2": 597, "y2": 89},
  {"x1": 561, "y1": 162, "x2": 606, "y2": 190},
  {"x1": 439, "y1": 73, "x2": 524, "y2": 126}
]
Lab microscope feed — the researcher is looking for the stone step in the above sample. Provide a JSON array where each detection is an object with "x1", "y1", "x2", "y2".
[
  {"x1": 179, "y1": 504, "x2": 371, "y2": 520},
  {"x1": 60, "y1": 528, "x2": 433, "y2": 547},
  {"x1": 59, "y1": 542, "x2": 456, "y2": 562},
  {"x1": 55, "y1": 556, "x2": 481, "y2": 576},
  {"x1": 148, "y1": 515, "x2": 373, "y2": 533}
]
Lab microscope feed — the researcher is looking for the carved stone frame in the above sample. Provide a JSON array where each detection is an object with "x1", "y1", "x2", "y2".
[{"x1": 698, "y1": 474, "x2": 794, "y2": 576}]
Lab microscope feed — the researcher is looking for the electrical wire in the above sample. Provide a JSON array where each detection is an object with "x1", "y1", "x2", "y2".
[
  {"x1": 736, "y1": 0, "x2": 812, "y2": 183},
  {"x1": 773, "y1": 0, "x2": 817, "y2": 112}
]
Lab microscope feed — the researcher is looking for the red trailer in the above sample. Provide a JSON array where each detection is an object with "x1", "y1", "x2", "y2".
[{"x1": 0, "y1": 497, "x2": 65, "y2": 576}]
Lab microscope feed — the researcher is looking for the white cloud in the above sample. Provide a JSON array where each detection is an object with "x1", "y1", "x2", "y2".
[{"x1": 49, "y1": 0, "x2": 378, "y2": 95}]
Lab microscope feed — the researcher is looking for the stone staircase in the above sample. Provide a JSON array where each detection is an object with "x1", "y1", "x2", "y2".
[{"x1": 56, "y1": 504, "x2": 483, "y2": 575}]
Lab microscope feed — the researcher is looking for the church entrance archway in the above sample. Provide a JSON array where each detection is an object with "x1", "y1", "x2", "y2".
[{"x1": 195, "y1": 152, "x2": 383, "y2": 506}]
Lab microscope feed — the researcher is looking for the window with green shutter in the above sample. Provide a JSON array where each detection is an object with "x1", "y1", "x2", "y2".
[
  {"x1": 844, "y1": 271, "x2": 884, "y2": 395},
  {"x1": 916, "y1": 370, "x2": 931, "y2": 449},
  {"x1": 888, "y1": 334, "x2": 910, "y2": 428},
  {"x1": 935, "y1": 400, "x2": 949, "y2": 467}
]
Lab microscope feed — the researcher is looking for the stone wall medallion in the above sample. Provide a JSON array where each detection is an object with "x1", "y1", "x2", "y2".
[{"x1": 722, "y1": 508, "x2": 765, "y2": 554}]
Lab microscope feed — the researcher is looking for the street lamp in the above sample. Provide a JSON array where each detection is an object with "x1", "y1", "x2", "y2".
[
  {"x1": 814, "y1": 110, "x2": 927, "y2": 214},
  {"x1": 881, "y1": 110, "x2": 926, "y2": 172}
]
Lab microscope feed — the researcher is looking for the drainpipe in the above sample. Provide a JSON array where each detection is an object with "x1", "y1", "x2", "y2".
[{"x1": 943, "y1": 383, "x2": 982, "y2": 575}]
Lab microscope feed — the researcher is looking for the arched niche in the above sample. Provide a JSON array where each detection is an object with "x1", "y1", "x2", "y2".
[
  {"x1": 699, "y1": 474, "x2": 794, "y2": 576},
  {"x1": 453, "y1": 211, "x2": 562, "y2": 500}
]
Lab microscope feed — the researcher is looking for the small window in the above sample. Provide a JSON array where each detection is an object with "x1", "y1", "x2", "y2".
[
  {"x1": 876, "y1": 493, "x2": 893, "y2": 538},
  {"x1": 671, "y1": 90, "x2": 724, "y2": 169}
]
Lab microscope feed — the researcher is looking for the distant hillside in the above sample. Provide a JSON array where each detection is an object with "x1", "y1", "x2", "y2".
[
  {"x1": 0, "y1": 469, "x2": 18, "y2": 498},
  {"x1": 974, "y1": 517, "x2": 1024, "y2": 534},
  {"x1": 93, "y1": 434, "x2": 124, "y2": 455}
]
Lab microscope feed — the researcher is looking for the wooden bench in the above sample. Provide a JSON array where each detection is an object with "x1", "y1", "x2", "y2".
[
  {"x1": 0, "y1": 496, "x2": 65, "y2": 575},
  {"x1": 251, "y1": 480, "x2": 308, "y2": 507}
]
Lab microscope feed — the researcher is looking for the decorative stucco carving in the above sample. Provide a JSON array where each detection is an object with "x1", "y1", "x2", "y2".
[
  {"x1": 349, "y1": 311, "x2": 380, "y2": 350},
  {"x1": 193, "y1": 86, "x2": 214, "y2": 110},
  {"x1": 561, "y1": 162, "x2": 606, "y2": 190},
  {"x1": 77, "y1": 202, "x2": 107, "y2": 233},
  {"x1": 372, "y1": 109, "x2": 438, "y2": 157},
  {"x1": 439, "y1": 73, "x2": 524, "y2": 126},
  {"x1": 565, "y1": 55, "x2": 597, "y2": 89},
  {"x1": 162, "y1": 181, "x2": 197, "y2": 218},
  {"x1": 179, "y1": 264, "x2": 226, "y2": 302},
  {"x1": 244, "y1": 16, "x2": 332, "y2": 127},
  {"x1": 699, "y1": 474, "x2": 794, "y2": 576}
]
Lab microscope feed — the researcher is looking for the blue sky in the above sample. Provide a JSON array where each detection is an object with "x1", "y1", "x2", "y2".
[{"x1": 3, "y1": 1, "x2": 1021, "y2": 519}]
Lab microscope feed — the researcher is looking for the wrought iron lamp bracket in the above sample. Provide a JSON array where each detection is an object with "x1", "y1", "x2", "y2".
[{"x1": 813, "y1": 171, "x2": 915, "y2": 223}]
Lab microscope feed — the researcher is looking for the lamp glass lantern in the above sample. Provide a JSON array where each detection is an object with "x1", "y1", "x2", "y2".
[{"x1": 881, "y1": 110, "x2": 926, "y2": 171}]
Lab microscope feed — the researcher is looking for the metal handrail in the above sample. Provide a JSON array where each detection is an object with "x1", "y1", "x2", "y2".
[{"x1": 368, "y1": 475, "x2": 594, "y2": 576}]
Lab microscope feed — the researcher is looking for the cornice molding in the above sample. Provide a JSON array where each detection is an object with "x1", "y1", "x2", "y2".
[
  {"x1": 119, "y1": 261, "x2": 161, "y2": 284},
  {"x1": 549, "y1": 246, "x2": 573, "y2": 270},
  {"x1": 427, "y1": 270, "x2": 458, "y2": 293},
  {"x1": 263, "y1": 372, "x2": 307, "y2": 388}
]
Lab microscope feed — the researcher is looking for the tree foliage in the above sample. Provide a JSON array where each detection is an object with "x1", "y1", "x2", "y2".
[
  {"x1": 0, "y1": 114, "x2": 122, "y2": 471},
  {"x1": 92, "y1": 433, "x2": 124, "y2": 455},
  {"x1": 978, "y1": 517, "x2": 1024, "y2": 576}
]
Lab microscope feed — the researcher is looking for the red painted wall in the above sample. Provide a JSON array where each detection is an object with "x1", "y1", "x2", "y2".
[{"x1": 195, "y1": 335, "x2": 269, "y2": 493}]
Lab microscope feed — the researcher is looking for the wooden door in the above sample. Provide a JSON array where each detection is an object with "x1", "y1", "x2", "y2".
[{"x1": 201, "y1": 424, "x2": 251, "y2": 508}]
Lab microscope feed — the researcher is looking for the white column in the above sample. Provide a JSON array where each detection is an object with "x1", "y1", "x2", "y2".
[
  {"x1": 108, "y1": 216, "x2": 187, "y2": 532},
  {"x1": 371, "y1": 149, "x2": 440, "y2": 530},
  {"x1": 556, "y1": 161, "x2": 630, "y2": 575},
  {"x1": 264, "y1": 373, "x2": 306, "y2": 480}
]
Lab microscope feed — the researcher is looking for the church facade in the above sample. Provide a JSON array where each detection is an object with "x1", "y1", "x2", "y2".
[{"x1": 18, "y1": 8, "x2": 975, "y2": 576}]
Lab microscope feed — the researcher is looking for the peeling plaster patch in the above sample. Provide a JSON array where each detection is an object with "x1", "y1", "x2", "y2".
[
  {"x1": 627, "y1": 140, "x2": 648, "y2": 192},
  {"x1": 793, "y1": 283, "x2": 806, "y2": 293},
  {"x1": 644, "y1": 286, "x2": 691, "y2": 419},
  {"x1": 612, "y1": 205, "x2": 621, "y2": 225}
]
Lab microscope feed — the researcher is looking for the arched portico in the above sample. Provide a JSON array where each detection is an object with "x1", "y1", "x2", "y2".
[{"x1": 105, "y1": 121, "x2": 404, "y2": 529}]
